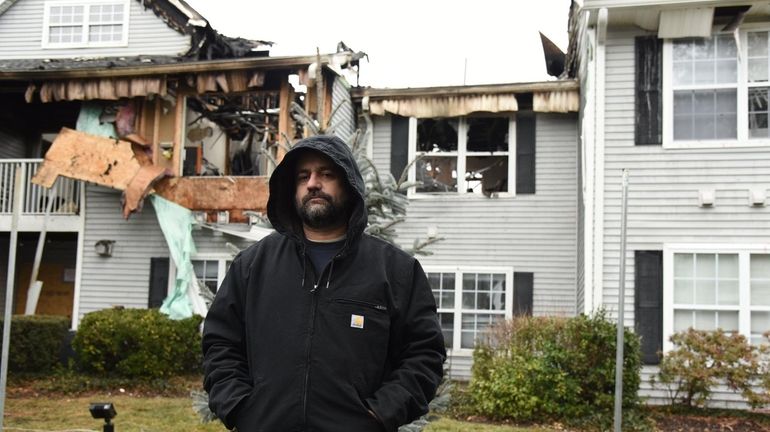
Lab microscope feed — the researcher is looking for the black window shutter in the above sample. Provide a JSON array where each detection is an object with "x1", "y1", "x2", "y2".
[
  {"x1": 635, "y1": 36, "x2": 663, "y2": 145},
  {"x1": 513, "y1": 272, "x2": 534, "y2": 316},
  {"x1": 148, "y1": 257, "x2": 169, "y2": 308},
  {"x1": 516, "y1": 113, "x2": 536, "y2": 194},
  {"x1": 634, "y1": 251, "x2": 663, "y2": 365},
  {"x1": 390, "y1": 115, "x2": 410, "y2": 182}
]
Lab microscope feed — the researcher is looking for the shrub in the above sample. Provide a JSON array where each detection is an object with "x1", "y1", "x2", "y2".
[
  {"x1": 465, "y1": 312, "x2": 642, "y2": 427},
  {"x1": 0, "y1": 315, "x2": 70, "y2": 374},
  {"x1": 656, "y1": 328, "x2": 770, "y2": 408},
  {"x1": 72, "y1": 308, "x2": 202, "y2": 379}
]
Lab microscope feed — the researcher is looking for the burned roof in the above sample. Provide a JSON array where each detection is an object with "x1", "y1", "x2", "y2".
[{"x1": 0, "y1": 0, "x2": 273, "y2": 68}]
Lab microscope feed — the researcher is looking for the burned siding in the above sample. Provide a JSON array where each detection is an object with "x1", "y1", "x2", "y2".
[
  {"x1": 0, "y1": 126, "x2": 26, "y2": 158},
  {"x1": 0, "y1": 0, "x2": 190, "y2": 60}
]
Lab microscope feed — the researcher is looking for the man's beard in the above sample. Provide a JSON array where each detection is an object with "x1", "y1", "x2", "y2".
[{"x1": 296, "y1": 191, "x2": 348, "y2": 230}]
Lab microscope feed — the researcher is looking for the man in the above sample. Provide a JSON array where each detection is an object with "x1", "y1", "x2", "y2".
[{"x1": 202, "y1": 135, "x2": 446, "y2": 431}]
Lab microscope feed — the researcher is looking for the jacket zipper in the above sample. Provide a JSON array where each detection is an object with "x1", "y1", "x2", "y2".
[
  {"x1": 332, "y1": 298, "x2": 388, "y2": 312},
  {"x1": 301, "y1": 252, "x2": 340, "y2": 426}
]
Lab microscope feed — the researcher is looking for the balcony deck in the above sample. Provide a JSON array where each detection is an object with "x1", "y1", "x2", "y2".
[{"x1": 0, "y1": 160, "x2": 82, "y2": 232}]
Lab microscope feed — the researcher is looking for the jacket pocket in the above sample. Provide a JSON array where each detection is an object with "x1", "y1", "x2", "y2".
[{"x1": 332, "y1": 297, "x2": 388, "y2": 312}]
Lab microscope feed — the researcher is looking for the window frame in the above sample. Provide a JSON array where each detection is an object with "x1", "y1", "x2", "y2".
[
  {"x1": 662, "y1": 25, "x2": 770, "y2": 149},
  {"x1": 425, "y1": 265, "x2": 514, "y2": 356},
  {"x1": 406, "y1": 116, "x2": 517, "y2": 198},
  {"x1": 42, "y1": 0, "x2": 130, "y2": 49},
  {"x1": 169, "y1": 253, "x2": 232, "y2": 295},
  {"x1": 663, "y1": 244, "x2": 770, "y2": 352}
]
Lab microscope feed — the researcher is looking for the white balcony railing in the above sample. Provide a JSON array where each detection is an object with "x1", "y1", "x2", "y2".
[{"x1": 0, "y1": 160, "x2": 80, "y2": 215}]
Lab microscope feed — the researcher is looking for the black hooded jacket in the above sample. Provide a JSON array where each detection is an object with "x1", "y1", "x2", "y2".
[{"x1": 202, "y1": 135, "x2": 446, "y2": 432}]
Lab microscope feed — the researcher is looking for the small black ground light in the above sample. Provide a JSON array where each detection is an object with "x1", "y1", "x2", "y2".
[{"x1": 89, "y1": 402, "x2": 117, "y2": 432}]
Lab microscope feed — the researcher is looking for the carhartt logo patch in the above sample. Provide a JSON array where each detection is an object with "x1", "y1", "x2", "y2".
[{"x1": 350, "y1": 314, "x2": 364, "y2": 329}]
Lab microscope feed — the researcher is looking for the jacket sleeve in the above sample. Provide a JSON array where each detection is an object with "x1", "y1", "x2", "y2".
[
  {"x1": 201, "y1": 253, "x2": 253, "y2": 430},
  {"x1": 365, "y1": 260, "x2": 446, "y2": 431}
]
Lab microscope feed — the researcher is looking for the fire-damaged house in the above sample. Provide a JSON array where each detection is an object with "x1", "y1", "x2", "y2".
[
  {"x1": 354, "y1": 79, "x2": 580, "y2": 378},
  {"x1": 0, "y1": 0, "x2": 361, "y2": 327}
]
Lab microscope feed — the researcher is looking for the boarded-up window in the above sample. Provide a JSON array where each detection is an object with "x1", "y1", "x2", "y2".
[
  {"x1": 514, "y1": 272, "x2": 534, "y2": 316},
  {"x1": 635, "y1": 36, "x2": 663, "y2": 145},
  {"x1": 635, "y1": 251, "x2": 663, "y2": 364},
  {"x1": 516, "y1": 113, "x2": 536, "y2": 194}
]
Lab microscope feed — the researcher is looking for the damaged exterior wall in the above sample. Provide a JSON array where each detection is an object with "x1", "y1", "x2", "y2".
[
  {"x1": 0, "y1": 0, "x2": 190, "y2": 60},
  {"x1": 78, "y1": 186, "x2": 253, "y2": 317},
  {"x1": 370, "y1": 113, "x2": 579, "y2": 379}
]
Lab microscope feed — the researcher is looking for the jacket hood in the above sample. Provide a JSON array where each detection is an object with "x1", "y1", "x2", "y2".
[{"x1": 267, "y1": 135, "x2": 367, "y2": 247}]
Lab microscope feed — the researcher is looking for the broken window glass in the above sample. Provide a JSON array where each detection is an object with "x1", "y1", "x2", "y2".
[
  {"x1": 466, "y1": 117, "x2": 509, "y2": 152},
  {"x1": 749, "y1": 87, "x2": 770, "y2": 138},
  {"x1": 465, "y1": 156, "x2": 508, "y2": 194},
  {"x1": 416, "y1": 156, "x2": 457, "y2": 193},
  {"x1": 417, "y1": 118, "x2": 458, "y2": 153}
]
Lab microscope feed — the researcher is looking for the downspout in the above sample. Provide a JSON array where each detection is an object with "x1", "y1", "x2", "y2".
[
  {"x1": 361, "y1": 95, "x2": 374, "y2": 160},
  {"x1": 592, "y1": 7, "x2": 608, "y2": 313}
]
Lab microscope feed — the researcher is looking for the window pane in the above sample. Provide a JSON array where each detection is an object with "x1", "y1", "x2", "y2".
[
  {"x1": 718, "y1": 311, "x2": 739, "y2": 332},
  {"x1": 417, "y1": 118, "x2": 458, "y2": 152},
  {"x1": 415, "y1": 156, "x2": 457, "y2": 192},
  {"x1": 205, "y1": 261, "x2": 217, "y2": 278},
  {"x1": 749, "y1": 32, "x2": 769, "y2": 57},
  {"x1": 695, "y1": 279, "x2": 716, "y2": 305},
  {"x1": 694, "y1": 310, "x2": 716, "y2": 331},
  {"x1": 749, "y1": 59, "x2": 769, "y2": 83},
  {"x1": 465, "y1": 156, "x2": 507, "y2": 194},
  {"x1": 719, "y1": 254, "x2": 739, "y2": 278},
  {"x1": 477, "y1": 273, "x2": 491, "y2": 292},
  {"x1": 463, "y1": 273, "x2": 476, "y2": 292},
  {"x1": 439, "y1": 313, "x2": 454, "y2": 349},
  {"x1": 674, "y1": 279, "x2": 694, "y2": 304},
  {"x1": 466, "y1": 117, "x2": 509, "y2": 152},
  {"x1": 752, "y1": 281, "x2": 770, "y2": 307},
  {"x1": 752, "y1": 255, "x2": 770, "y2": 306},
  {"x1": 718, "y1": 279, "x2": 739, "y2": 305},
  {"x1": 490, "y1": 291, "x2": 505, "y2": 311},
  {"x1": 477, "y1": 292, "x2": 490, "y2": 310},
  {"x1": 752, "y1": 254, "x2": 770, "y2": 279},
  {"x1": 441, "y1": 291, "x2": 455, "y2": 308},
  {"x1": 749, "y1": 32, "x2": 769, "y2": 82},
  {"x1": 674, "y1": 310, "x2": 693, "y2": 332},
  {"x1": 674, "y1": 253, "x2": 694, "y2": 277},
  {"x1": 696, "y1": 254, "x2": 716, "y2": 278},
  {"x1": 751, "y1": 311, "x2": 770, "y2": 343},
  {"x1": 749, "y1": 88, "x2": 770, "y2": 138},
  {"x1": 462, "y1": 293, "x2": 475, "y2": 309},
  {"x1": 674, "y1": 90, "x2": 738, "y2": 141}
]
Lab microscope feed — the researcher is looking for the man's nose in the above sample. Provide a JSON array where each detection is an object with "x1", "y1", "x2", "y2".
[{"x1": 306, "y1": 172, "x2": 321, "y2": 189}]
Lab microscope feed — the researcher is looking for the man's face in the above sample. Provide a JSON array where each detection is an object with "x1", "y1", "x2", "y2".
[{"x1": 294, "y1": 151, "x2": 349, "y2": 231}]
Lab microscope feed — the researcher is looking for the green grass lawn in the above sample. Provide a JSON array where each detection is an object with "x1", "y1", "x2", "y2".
[{"x1": 3, "y1": 394, "x2": 553, "y2": 432}]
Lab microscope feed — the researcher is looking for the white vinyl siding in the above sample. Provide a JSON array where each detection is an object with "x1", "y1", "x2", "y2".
[
  {"x1": 596, "y1": 29, "x2": 770, "y2": 407},
  {"x1": 0, "y1": 0, "x2": 190, "y2": 59},
  {"x1": 601, "y1": 29, "x2": 770, "y2": 328}
]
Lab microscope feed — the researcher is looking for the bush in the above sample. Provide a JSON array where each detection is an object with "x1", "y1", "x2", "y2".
[
  {"x1": 656, "y1": 328, "x2": 770, "y2": 408},
  {"x1": 464, "y1": 313, "x2": 642, "y2": 427},
  {"x1": 72, "y1": 308, "x2": 202, "y2": 379},
  {"x1": 0, "y1": 315, "x2": 70, "y2": 374}
]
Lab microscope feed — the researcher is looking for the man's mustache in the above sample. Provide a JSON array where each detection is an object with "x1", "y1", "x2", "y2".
[{"x1": 302, "y1": 192, "x2": 333, "y2": 205}]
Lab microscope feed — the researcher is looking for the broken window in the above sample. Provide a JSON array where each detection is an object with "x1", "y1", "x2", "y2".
[
  {"x1": 412, "y1": 116, "x2": 513, "y2": 195},
  {"x1": 191, "y1": 258, "x2": 232, "y2": 294}
]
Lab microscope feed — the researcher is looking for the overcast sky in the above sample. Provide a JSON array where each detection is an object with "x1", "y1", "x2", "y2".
[{"x1": 185, "y1": 0, "x2": 572, "y2": 89}]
